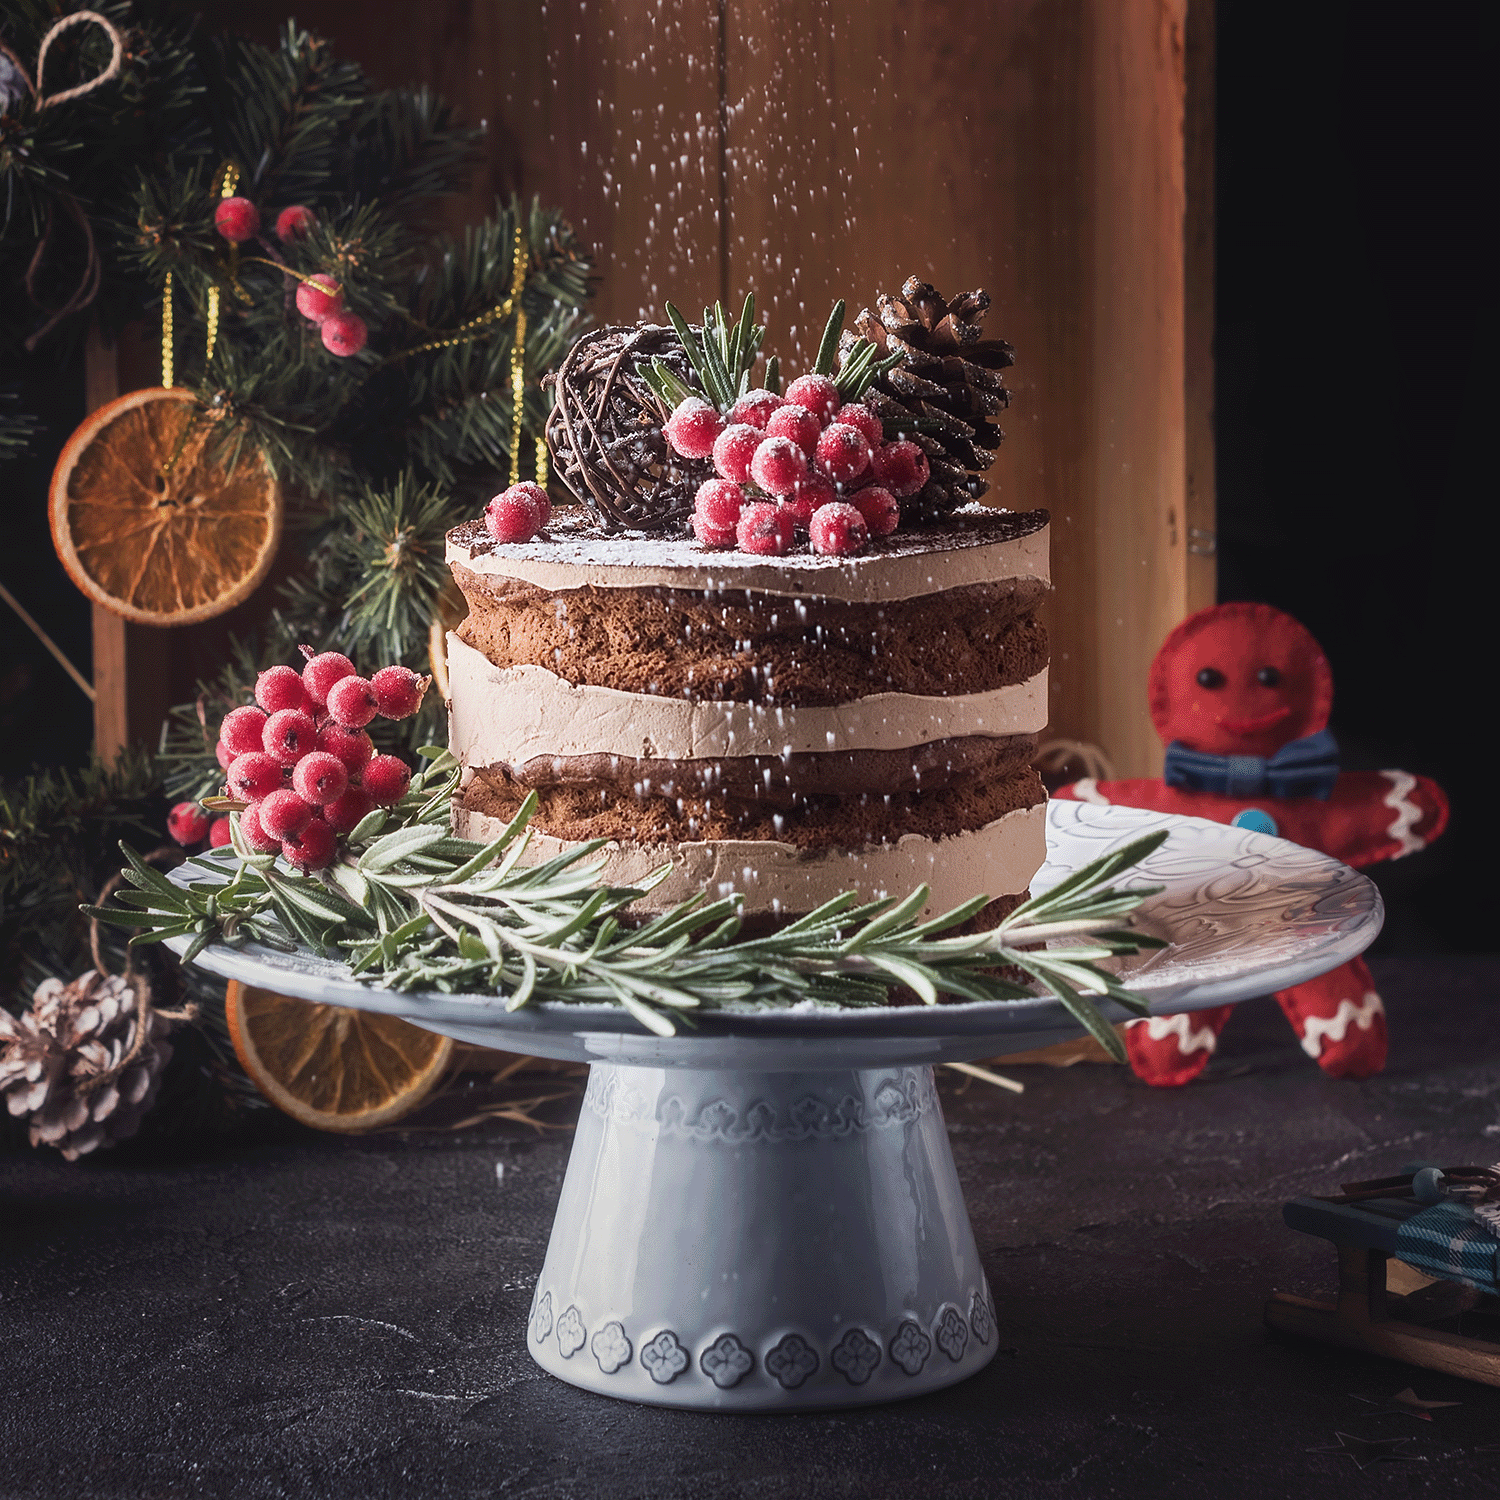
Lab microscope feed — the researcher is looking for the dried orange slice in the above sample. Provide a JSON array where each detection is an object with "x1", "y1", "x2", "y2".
[
  {"x1": 50, "y1": 387, "x2": 281, "y2": 625},
  {"x1": 225, "y1": 980, "x2": 455, "y2": 1132}
]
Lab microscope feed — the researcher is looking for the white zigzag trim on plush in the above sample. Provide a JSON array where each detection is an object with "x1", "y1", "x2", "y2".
[
  {"x1": 1131, "y1": 1012, "x2": 1219, "y2": 1055},
  {"x1": 1380, "y1": 769, "x2": 1423, "y2": 857},
  {"x1": 1299, "y1": 991, "x2": 1384, "y2": 1058},
  {"x1": 1071, "y1": 777, "x2": 1110, "y2": 807}
]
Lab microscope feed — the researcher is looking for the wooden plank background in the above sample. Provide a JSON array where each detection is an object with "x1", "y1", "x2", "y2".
[{"x1": 111, "y1": 0, "x2": 1213, "y2": 778}]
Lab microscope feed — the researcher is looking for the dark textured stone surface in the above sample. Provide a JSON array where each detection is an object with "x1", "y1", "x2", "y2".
[{"x1": 4, "y1": 955, "x2": 1499, "y2": 1498}]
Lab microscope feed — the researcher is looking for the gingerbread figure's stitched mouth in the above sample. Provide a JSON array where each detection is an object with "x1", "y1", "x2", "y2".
[{"x1": 1210, "y1": 705, "x2": 1294, "y2": 735}]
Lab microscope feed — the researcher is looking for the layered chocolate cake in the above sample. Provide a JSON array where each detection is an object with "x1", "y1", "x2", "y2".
[{"x1": 445, "y1": 505, "x2": 1050, "y2": 926}]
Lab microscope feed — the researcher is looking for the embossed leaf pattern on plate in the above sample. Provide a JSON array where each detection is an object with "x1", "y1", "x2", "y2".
[
  {"x1": 830, "y1": 1328, "x2": 882, "y2": 1385},
  {"x1": 765, "y1": 1333, "x2": 819, "y2": 1390},
  {"x1": 699, "y1": 1333, "x2": 754, "y2": 1389}
]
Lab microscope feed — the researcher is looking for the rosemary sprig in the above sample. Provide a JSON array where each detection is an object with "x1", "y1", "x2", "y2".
[{"x1": 87, "y1": 752, "x2": 1168, "y2": 1059}]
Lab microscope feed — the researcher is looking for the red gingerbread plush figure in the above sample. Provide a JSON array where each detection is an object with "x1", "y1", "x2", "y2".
[{"x1": 1053, "y1": 603, "x2": 1448, "y2": 1088}]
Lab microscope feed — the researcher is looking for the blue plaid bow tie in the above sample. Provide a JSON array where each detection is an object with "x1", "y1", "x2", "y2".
[{"x1": 1162, "y1": 728, "x2": 1340, "y2": 801}]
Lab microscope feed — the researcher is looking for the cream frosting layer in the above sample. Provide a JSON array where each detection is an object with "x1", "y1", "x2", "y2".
[
  {"x1": 447, "y1": 634, "x2": 1047, "y2": 766},
  {"x1": 451, "y1": 801, "x2": 1047, "y2": 916},
  {"x1": 448, "y1": 508, "x2": 1048, "y2": 605}
]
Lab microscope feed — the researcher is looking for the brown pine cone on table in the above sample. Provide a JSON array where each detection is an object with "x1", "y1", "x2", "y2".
[
  {"x1": 0, "y1": 970, "x2": 173, "y2": 1160},
  {"x1": 840, "y1": 276, "x2": 1014, "y2": 521}
]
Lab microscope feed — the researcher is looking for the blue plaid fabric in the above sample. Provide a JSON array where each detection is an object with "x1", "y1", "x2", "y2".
[{"x1": 1393, "y1": 1200, "x2": 1500, "y2": 1295}]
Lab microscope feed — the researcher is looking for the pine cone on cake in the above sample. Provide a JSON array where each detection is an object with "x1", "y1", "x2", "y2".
[
  {"x1": 0, "y1": 970, "x2": 173, "y2": 1160},
  {"x1": 839, "y1": 276, "x2": 1014, "y2": 521}
]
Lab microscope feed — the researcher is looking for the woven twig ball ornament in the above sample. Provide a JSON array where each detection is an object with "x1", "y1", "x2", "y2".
[
  {"x1": 0, "y1": 970, "x2": 173, "y2": 1160},
  {"x1": 544, "y1": 324, "x2": 713, "y2": 531}
]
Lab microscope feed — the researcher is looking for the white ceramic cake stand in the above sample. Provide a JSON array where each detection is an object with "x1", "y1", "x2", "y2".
[{"x1": 168, "y1": 803, "x2": 1381, "y2": 1411}]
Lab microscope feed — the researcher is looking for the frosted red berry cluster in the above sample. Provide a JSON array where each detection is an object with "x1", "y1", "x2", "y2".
[
  {"x1": 168, "y1": 652, "x2": 430, "y2": 871},
  {"x1": 482, "y1": 481, "x2": 553, "y2": 545},
  {"x1": 665, "y1": 377, "x2": 928, "y2": 558}
]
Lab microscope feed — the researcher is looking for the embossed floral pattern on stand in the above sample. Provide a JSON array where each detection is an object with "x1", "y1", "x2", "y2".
[
  {"x1": 969, "y1": 1291, "x2": 993, "y2": 1346},
  {"x1": 591, "y1": 1319, "x2": 632, "y2": 1374},
  {"x1": 640, "y1": 1329, "x2": 690, "y2": 1385},
  {"x1": 890, "y1": 1319, "x2": 932, "y2": 1376},
  {"x1": 699, "y1": 1333, "x2": 754, "y2": 1389},
  {"x1": 531, "y1": 1290, "x2": 554, "y2": 1344},
  {"x1": 556, "y1": 1304, "x2": 586, "y2": 1358},
  {"x1": 830, "y1": 1328, "x2": 882, "y2": 1385},
  {"x1": 765, "y1": 1333, "x2": 820, "y2": 1390},
  {"x1": 934, "y1": 1305, "x2": 969, "y2": 1363}
]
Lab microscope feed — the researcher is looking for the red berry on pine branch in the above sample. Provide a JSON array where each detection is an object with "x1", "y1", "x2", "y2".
[
  {"x1": 320, "y1": 311, "x2": 368, "y2": 357},
  {"x1": 258, "y1": 788, "x2": 315, "y2": 840},
  {"x1": 324, "y1": 786, "x2": 376, "y2": 836},
  {"x1": 324, "y1": 675, "x2": 379, "y2": 730},
  {"x1": 502, "y1": 480, "x2": 551, "y2": 527},
  {"x1": 694, "y1": 478, "x2": 745, "y2": 531},
  {"x1": 815, "y1": 423, "x2": 872, "y2": 484},
  {"x1": 664, "y1": 397, "x2": 724, "y2": 459},
  {"x1": 167, "y1": 802, "x2": 210, "y2": 847},
  {"x1": 263, "y1": 707, "x2": 318, "y2": 765},
  {"x1": 484, "y1": 486, "x2": 542, "y2": 545},
  {"x1": 852, "y1": 485, "x2": 900, "y2": 538},
  {"x1": 300, "y1": 649, "x2": 356, "y2": 708},
  {"x1": 316, "y1": 723, "x2": 374, "y2": 774},
  {"x1": 728, "y1": 389, "x2": 784, "y2": 430},
  {"x1": 219, "y1": 704, "x2": 269, "y2": 758},
  {"x1": 785, "y1": 374, "x2": 841, "y2": 424},
  {"x1": 238, "y1": 804, "x2": 283, "y2": 854},
  {"x1": 275, "y1": 205, "x2": 316, "y2": 242},
  {"x1": 692, "y1": 512, "x2": 737, "y2": 549},
  {"x1": 371, "y1": 665, "x2": 429, "y2": 720},
  {"x1": 764, "y1": 403, "x2": 821, "y2": 458},
  {"x1": 735, "y1": 502, "x2": 795, "y2": 557},
  {"x1": 785, "y1": 472, "x2": 835, "y2": 530},
  {"x1": 281, "y1": 817, "x2": 336, "y2": 872},
  {"x1": 870, "y1": 440, "x2": 929, "y2": 498},
  {"x1": 292, "y1": 751, "x2": 349, "y2": 806},
  {"x1": 837, "y1": 403, "x2": 884, "y2": 451},
  {"x1": 255, "y1": 664, "x2": 312, "y2": 716},
  {"x1": 749, "y1": 435, "x2": 807, "y2": 497},
  {"x1": 209, "y1": 817, "x2": 233, "y2": 848},
  {"x1": 362, "y1": 754, "x2": 411, "y2": 806},
  {"x1": 809, "y1": 501, "x2": 869, "y2": 557},
  {"x1": 227, "y1": 751, "x2": 283, "y2": 803},
  {"x1": 295, "y1": 273, "x2": 344, "y2": 323},
  {"x1": 711, "y1": 423, "x2": 762, "y2": 484},
  {"x1": 213, "y1": 197, "x2": 261, "y2": 243}
]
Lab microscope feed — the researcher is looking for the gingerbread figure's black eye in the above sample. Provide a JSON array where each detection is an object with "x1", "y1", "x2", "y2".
[
  {"x1": 1196, "y1": 667, "x2": 1225, "y2": 689},
  {"x1": 1257, "y1": 666, "x2": 1282, "y2": 687}
]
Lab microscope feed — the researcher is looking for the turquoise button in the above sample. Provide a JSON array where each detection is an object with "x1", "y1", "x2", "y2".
[{"x1": 1231, "y1": 808, "x2": 1279, "y2": 836}]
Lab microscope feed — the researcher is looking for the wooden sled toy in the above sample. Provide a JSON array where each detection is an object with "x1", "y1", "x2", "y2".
[{"x1": 1265, "y1": 1164, "x2": 1500, "y2": 1387}]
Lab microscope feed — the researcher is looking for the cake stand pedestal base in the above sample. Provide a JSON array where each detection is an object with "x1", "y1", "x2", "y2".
[{"x1": 527, "y1": 1063, "x2": 997, "y2": 1410}]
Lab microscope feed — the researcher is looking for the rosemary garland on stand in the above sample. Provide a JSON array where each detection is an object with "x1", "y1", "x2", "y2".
[{"x1": 91, "y1": 751, "x2": 1167, "y2": 1059}]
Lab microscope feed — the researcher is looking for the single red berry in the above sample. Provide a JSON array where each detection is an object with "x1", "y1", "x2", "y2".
[
  {"x1": 501, "y1": 480, "x2": 551, "y2": 528},
  {"x1": 208, "y1": 817, "x2": 233, "y2": 848},
  {"x1": 215, "y1": 739, "x2": 233, "y2": 771},
  {"x1": 219, "y1": 704, "x2": 270, "y2": 758},
  {"x1": 809, "y1": 501, "x2": 870, "y2": 557},
  {"x1": 300, "y1": 649, "x2": 356, "y2": 708},
  {"x1": 316, "y1": 723, "x2": 375, "y2": 774},
  {"x1": 870, "y1": 439, "x2": 930, "y2": 498},
  {"x1": 227, "y1": 751, "x2": 284, "y2": 802},
  {"x1": 749, "y1": 435, "x2": 808, "y2": 497},
  {"x1": 692, "y1": 512, "x2": 737, "y2": 549},
  {"x1": 711, "y1": 423, "x2": 763, "y2": 484},
  {"x1": 238, "y1": 804, "x2": 283, "y2": 854},
  {"x1": 736, "y1": 502, "x2": 795, "y2": 556},
  {"x1": 837, "y1": 403, "x2": 884, "y2": 450},
  {"x1": 484, "y1": 487, "x2": 542, "y2": 545},
  {"x1": 325, "y1": 675, "x2": 379, "y2": 729},
  {"x1": 785, "y1": 374, "x2": 841, "y2": 424},
  {"x1": 281, "y1": 817, "x2": 336, "y2": 872},
  {"x1": 295, "y1": 273, "x2": 343, "y2": 323},
  {"x1": 321, "y1": 311, "x2": 367, "y2": 357},
  {"x1": 213, "y1": 196, "x2": 260, "y2": 243},
  {"x1": 255, "y1": 664, "x2": 313, "y2": 715},
  {"x1": 262, "y1": 707, "x2": 319, "y2": 765},
  {"x1": 852, "y1": 485, "x2": 900, "y2": 538},
  {"x1": 167, "y1": 802, "x2": 210, "y2": 846},
  {"x1": 371, "y1": 665, "x2": 429, "y2": 721},
  {"x1": 259, "y1": 788, "x2": 315, "y2": 840},
  {"x1": 323, "y1": 785, "x2": 376, "y2": 836},
  {"x1": 275, "y1": 205, "x2": 316, "y2": 242},
  {"x1": 694, "y1": 478, "x2": 746, "y2": 531},
  {"x1": 815, "y1": 423, "x2": 873, "y2": 484},
  {"x1": 663, "y1": 397, "x2": 725, "y2": 459},
  {"x1": 292, "y1": 751, "x2": 349, "y2": 806},
  {"x1": 362, "y1": 754, "x2": 411, "y2": 806},
  {"x1": 728, "y1": 389, "x2": 784, "y2": 430},
  {"x1": 786, "y1": 472, "x2": 836, "y2": 530},
  {"x1": 765, "y1": 403, "x2": 822, "y2": 457}
]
